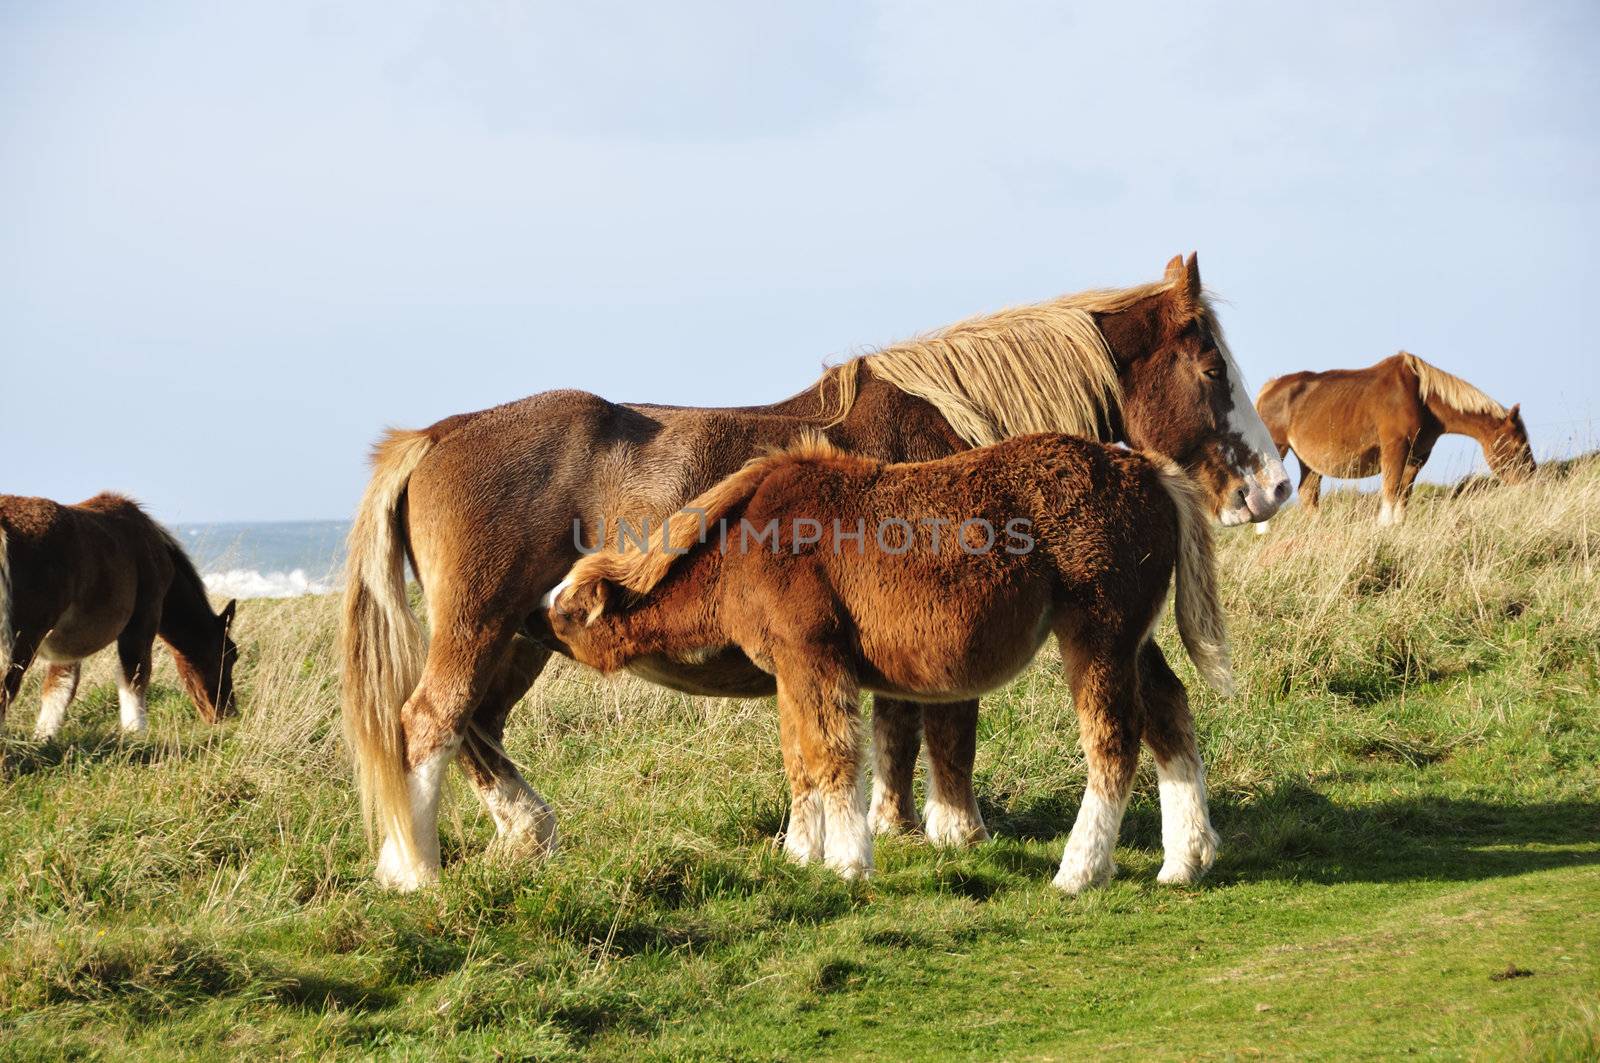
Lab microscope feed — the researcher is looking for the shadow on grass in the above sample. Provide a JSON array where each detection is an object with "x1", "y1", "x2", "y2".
[
  {"x1": 1, "y1": 726, "x2": 225, "y2": 779},
  {"x1": 987, "y1": 784, "x2": 1600, "y2": 886}
]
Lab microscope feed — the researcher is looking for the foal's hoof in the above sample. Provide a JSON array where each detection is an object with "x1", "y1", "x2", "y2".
[
  {"x1": 867, "y1": 800, "x2": 920, "y2": 837},
  {"x1": 1157, "y1": 829, "x2": 1219, "y2": 886},
  {"x1": 1052, "y1": 858, "x2": 1115, "y2": 895},
  {"x1": 829, "y1": 860, "x2": 873, "y2": 882},
  {"x1": 1156, "y1": 861, "x2": 1208, "y2": 886},
  {"x1": 922, "y1": 801, "x2": 990, "y2": 847}
]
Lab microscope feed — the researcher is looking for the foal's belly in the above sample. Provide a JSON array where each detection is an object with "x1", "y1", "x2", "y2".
[{"x1": 855, "y1": 609, "x2": 1054, "y2": 704}]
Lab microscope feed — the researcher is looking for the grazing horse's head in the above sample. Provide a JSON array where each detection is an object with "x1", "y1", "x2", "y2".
[
  {"x1": 1112, "y1": 254, "x2": 1291, "y2": 526},
  {"x1": 1487, "y1": 404, "x2": 1536, "y2": 484},
  {"x1": 174, "y1": 598, "x2": 239, "y2": 721}
]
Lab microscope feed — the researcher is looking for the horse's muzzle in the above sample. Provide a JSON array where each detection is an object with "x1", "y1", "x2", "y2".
[{"x1": 1221, "y1": 459, "x2": 1291, "y2": 526}]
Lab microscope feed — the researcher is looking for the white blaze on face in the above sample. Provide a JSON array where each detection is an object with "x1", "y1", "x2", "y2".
[{"x1": 1218, "y1": 346, "x2": 1290, "y2": 525}]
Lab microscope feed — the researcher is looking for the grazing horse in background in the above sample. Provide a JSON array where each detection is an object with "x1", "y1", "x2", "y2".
[
  {"x1": 1256, "y1": 352, "x2": 1534, "y2": 527},
  {"x1": 0, "y1": 494, "x2": 238, "y2": 739},
  {"x1": 341, "y1": 253, "x2": 1289, "y2": 891},
  {"x1": 548, "y1": 434, "x2": 1232, "y2": 891}
]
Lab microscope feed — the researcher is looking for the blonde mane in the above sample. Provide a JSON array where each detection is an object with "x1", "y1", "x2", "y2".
[
  {"x1": 566, "y1": 434, "x2": 863, "y2": 599},
  {"x1": 1401, "y1": 352, "x2": 1506, "y2": 418},
  {"x1": 819, "y1": 281, "x2": 1189, "y2": 447}
]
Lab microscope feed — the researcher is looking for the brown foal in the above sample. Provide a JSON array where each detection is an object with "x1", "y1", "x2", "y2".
[{"x1": 548, "y1": 434, "x2": 1232, "y2": 890}]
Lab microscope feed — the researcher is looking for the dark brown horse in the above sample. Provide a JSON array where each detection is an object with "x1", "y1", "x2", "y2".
[
  {"x1": 548, "y1": 434, "x2": 1231, "y2": 890},
  {"x1": 0, "y1": 493, "x2": 238, "y2": 739},
  {"x1": 341, "y1": 253, "x2": 1290, "y2": 890},
  {"x1": 1256, "y1": 352, "x2": 1534, "y2": 526}
]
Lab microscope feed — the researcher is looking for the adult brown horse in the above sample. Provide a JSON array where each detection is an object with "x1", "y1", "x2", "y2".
[
  {"x1": 342, "y1": 253, "x2": 1290, "y2": 891},
  {"x1": 1255, "y1": 351, "x2": 1534, "y2": 526},
  {"x1": 0, "y1": 493, "x2": 238, "y2": 739},
  {"x1": 547, "y1": 433, "x2": 1232, "y2": 891}
]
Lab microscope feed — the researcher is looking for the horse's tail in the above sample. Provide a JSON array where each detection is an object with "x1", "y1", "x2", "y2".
[
  {"x1": 1153, "y1": 462, "x2": 1234, "y2": 694},
  {"x1": 0, "y1": 524, "x2": 12, "y2": 687},
  {"x1": 340, "y1": 428, "x2": 435, "y2": 867}
]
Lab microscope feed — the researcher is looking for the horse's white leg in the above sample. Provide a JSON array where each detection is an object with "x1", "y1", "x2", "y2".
[
  {"x1": 116, "y1": 671, "x2": 148, "y2": 732},
  {"x1": 1377, "y1": 498, "x2": 1396, "y2": 525},
  {"x1": 34, "y1": 661, "x2": 81, "y2": 740},
  {"x1": 1155, "y1": 752, "x2": 1219, "y2": 885},
  {"x1": 459, "y1": 641, "x2": 561, "y2": 860},
  {"x1": 375, "y1": 744, "x2": 454, "y2": 891},
  {"x1": 1253, "y1": 519, "x2": 1271, "y2": 536},
  {"x1": 478, "y1": 756, "x2": 559, "y2": 859}
]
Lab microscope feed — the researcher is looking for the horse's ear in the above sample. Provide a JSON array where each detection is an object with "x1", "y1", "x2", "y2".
[
  {"x1": 1509, "y1": 403, "x2": 1521, "y2": 421},
  {"x1": 1164, "y1": 254, "x2": 1186, "y2": 283},
  {"x1": 1183, "y1": 252, "x2": 1203, "y2": 304},
  {"x1": 219, "y1": 599, "x2": 237, "y2": 628}
]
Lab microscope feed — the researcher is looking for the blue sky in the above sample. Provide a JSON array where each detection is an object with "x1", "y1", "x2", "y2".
[{"x1": 3, "y1": 1, "x2": 1596, "y2": 521}]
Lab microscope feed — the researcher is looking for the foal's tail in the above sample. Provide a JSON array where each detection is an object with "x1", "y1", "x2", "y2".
[
  {"x1": 340, "y1": 429, "x2": 435, "y2": 867},
  {"x1": 0, "y1": 525, "x2": 12, "y2": 687},
  {"x1": 1153, "y1": 463, "x2": 1234, "y2": 694}
]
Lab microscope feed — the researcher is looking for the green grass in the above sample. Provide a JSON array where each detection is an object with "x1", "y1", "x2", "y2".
[{"x1": 3, "y1": 468, "x2": 1598, "y2": 1060}]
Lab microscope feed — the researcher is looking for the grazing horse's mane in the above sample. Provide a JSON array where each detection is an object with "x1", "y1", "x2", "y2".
[
  {"x1": 566, "y1": 435, "x2": 861, "y2": 600},
  {"x1": 819, "y1": 279, "x2": 1208, "y2": 447},
  {"x1": 1401, "y1": 352, "x2": 1506, "y2": 418}
]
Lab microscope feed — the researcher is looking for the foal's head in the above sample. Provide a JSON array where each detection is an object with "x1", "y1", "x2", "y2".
[
  {"x1": 545, "y1": 575, "x2": 633, "y2": 673},
  {"x1": 1113, "y1": 254, "x2": 1291, "y2": 526},
  {"x1": 173, "y1": 598, "x2": 239, "y2": 722},
  {"x1": 1486, "y1": 404, "x2": 1536, "y2": 484}
]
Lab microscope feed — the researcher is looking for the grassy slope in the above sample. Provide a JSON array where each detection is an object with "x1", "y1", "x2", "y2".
[{"x1": 2, "y1": 470, "x2": 1598, "y2": 1061}]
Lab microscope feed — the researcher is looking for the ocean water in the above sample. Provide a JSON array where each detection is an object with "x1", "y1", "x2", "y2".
[{"x1": 172, "y1": 520, "x2": 350, "y2": 599}]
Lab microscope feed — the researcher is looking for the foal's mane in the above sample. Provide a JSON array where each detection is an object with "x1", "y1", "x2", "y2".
[
  {"x1": 1400, "y1": 352, "x2": 1506, "y2": 418},
  {"x1": 819, "y1": 280, "x2": 1196, "y2": 447},
  {"x1": 566, "y1": 435, "x2": 859, "y2": 598}
]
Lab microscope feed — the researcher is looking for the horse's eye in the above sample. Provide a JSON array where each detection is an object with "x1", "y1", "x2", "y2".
[{"x1": 1202, "y1": 367, "x2": 1223, "y2": 380}]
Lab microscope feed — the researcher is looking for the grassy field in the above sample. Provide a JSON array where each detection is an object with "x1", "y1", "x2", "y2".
[{"x1": 2, "y1": 466, "x2": 1598, "y2": 1061}]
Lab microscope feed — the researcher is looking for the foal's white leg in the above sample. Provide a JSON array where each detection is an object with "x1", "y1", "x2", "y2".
[
  {"x1": 1253, "y1": 519, "x2": 1271, "y2": 536},
  {"x1": 1377, "y1": 497, "x2": 1396, "y2": 526},
  {"x1": 116, "y1": 673, "x2": 148, "y2": 733},
  {"x1": 34, "y1": 662, "x2": 81, "y2": 740},
  {"x1": 922, "y1": 750, "x2": 989, "y2": 847},
  {"x1": 374, "y1": 745, "x2": 453, "y2": 892},
  {"x1": 783, "y1": 789, "x2": 825, "y2": 865},
  {"x1": 1053, "y1": 786, "x2": 1129, "y2": 893},
  {"x1": 821, "y1": 762, "x2": 873, "y2": 880},
  {"x1": 1155, "y1": 753, "x2": 1220, "y2": 885}
]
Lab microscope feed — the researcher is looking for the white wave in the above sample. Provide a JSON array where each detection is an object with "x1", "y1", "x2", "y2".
[{"x1": 202, "y1": 567, "x2": 338, "y2": 599}]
